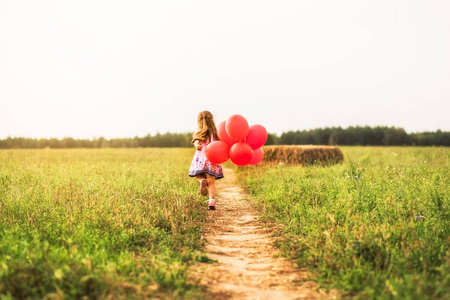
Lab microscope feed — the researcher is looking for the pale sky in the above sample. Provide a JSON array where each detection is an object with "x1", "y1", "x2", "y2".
[{"x1": 1, "y1": 0, "x2": 449, "y2": 139}]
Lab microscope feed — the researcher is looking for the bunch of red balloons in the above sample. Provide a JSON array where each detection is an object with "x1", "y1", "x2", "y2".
[{"x1": 205, "y1": 114, "x2": 268, "y2": 166}]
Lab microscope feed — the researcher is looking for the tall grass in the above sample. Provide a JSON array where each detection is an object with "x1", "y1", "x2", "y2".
[
  {"x1": 241, "y1": 147, "x2": 450, "y2": 299},
  {"x1": 0, "y1": 149, "x2": 206, "y2": 299}
]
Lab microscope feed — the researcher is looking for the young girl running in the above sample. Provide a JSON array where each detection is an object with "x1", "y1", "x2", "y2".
[{"x1": 189, "y1": 111, "x2": 224, "y2": 210}]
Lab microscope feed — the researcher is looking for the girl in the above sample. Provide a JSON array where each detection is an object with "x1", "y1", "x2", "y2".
[{"x1": 189, "y1": 111, "x2": 224, "y2": 210}]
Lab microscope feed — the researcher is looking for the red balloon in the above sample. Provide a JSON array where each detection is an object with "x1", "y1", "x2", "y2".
[
  {"x1": 205, "y1": 141, "x2": 230, "y2": 164},
  {"x1": 248, "y1": 147, "x2": 264, "y2": 165},
  {"x1": 226, "y1": 114, "x2": 249, "y2": 141},
  {"x1": 229, "y1": 142, "x2": 253, "y2": 166},
  {"x1": 246, "y1": 124, "x2": 268, "y2": 150},
  {"x1": 217, "y1": 121, "x2": 237, "y2": 147}
]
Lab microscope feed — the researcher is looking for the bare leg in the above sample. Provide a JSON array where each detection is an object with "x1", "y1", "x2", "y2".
[
  {"x1": 206, "y1": 174, "x2": 216, "y2": 199},
  {"x1": 195, "y1": 174, "x2": 206, "y2": 183}
]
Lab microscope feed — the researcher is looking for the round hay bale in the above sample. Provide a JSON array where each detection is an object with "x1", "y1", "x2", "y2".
[{"x1": 261, "y1": 145, "x2": 344, "y2": 166}]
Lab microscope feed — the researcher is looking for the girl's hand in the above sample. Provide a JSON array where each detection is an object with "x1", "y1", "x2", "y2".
[{"x1": 196, "y1": 145, "x2": 203, "y2": 151}]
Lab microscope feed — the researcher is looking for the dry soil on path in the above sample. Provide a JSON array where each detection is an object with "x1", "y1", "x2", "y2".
[{"x1": 189, "y1": 168, "x2": 339, "y2": 300}]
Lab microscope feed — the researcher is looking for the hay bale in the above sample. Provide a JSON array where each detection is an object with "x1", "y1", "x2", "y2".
[{"x1": 261, "y1": 145, "x2": 344, "y2": 166}]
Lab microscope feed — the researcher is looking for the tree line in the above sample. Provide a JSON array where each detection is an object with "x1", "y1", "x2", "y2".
[
  {"x1": 0, "y1": 126, "x2": 449, "y2": 149},
  {"x1": 0, "y1": 133, "x2": 193, "y2": 149},
  {"x1": 274, "y1": 126, "x2": 450, "y2": 146}
]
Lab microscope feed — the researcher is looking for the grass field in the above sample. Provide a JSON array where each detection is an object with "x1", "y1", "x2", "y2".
[
  {"x1": 1, "y1": 147, "x2": 449, "y2": 299},
  {"x1": 241, "y1": 147, "x2": 449, "y2": 299},
  {"x1": 0, "y1": 148, "x2": 207, "y2": 299}
]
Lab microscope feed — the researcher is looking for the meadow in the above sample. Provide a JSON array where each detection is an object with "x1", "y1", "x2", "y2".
[
  {"x1": 0, "y1": 149, "x2": 208, "y2": 299},
  {"x1": 0, "y1": 147, "x2": 449, "y2": 299},
  {"x1": 241, "y1": 147, "x2": 449, "y2": 299}
]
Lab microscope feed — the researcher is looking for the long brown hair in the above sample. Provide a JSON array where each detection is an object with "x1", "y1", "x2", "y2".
[{"x1": 191, "y1": 111, "x2": 219, "y2": 143}]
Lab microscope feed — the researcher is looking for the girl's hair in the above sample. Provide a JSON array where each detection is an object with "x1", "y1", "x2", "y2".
[{"x1": 191, "y1": 111, "x2": 219, "y2": 143}]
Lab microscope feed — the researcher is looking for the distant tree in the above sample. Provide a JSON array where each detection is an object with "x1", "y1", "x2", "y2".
[
  {"x1": 279, "y1": 131, "x2": 296, "y2": 145},
  {"x1": 63, "y1": 137, "x2": 77, "y2": 148},
  {"x1": 48, "y1": 138, "x2": 60, "y2": 148},
  {"x1": 434, "y1": 130, "x2": 450, "y2": 146},
  {"x1": 266, "y1": 133, "x2": 279, "y2": 145},
  {"x1": 328, "y1": 127, "x2": 344, "y2": 145},
  {"x1": 94, "y1": 137, "x2": 107, "y2": 148},
  {"x1": 382, "y1": 127, "x2": 408, "y2": 145}
]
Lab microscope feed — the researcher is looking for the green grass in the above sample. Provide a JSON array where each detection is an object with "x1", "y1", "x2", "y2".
[
  {"x1": 2, "y1": 147, "x2": 449, "y2": 299},
  {"x1": 241, "y1": 147, "x2": 450, "y2": 299},
  {"x1": 0, "y1": 148, "x2": 207, "y2": 299}
]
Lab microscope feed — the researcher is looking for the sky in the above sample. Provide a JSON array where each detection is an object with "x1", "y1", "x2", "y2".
[{"x1": 1, "y1": 0, "x2": 449, "y2": 139}]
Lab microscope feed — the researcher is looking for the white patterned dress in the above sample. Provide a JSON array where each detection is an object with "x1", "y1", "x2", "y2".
[{"x1": 189, "y1": 135, "x2": 224, "y2": 180}]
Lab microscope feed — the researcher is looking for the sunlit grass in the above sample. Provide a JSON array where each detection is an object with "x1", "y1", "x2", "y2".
[
  {"x1": 241, "y1": 147, "x2": 450, "y2": 299},
  {"x1": 2, "y1": 147, "x2": 449, "y2": 299},
  {"x1": 0, "y1": 148, "x2": 207, "y2": 299}
]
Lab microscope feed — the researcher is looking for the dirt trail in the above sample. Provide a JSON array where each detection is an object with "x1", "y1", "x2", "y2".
[{"x1": 190, "y1": 168, "x2": 338, "y2": 300}]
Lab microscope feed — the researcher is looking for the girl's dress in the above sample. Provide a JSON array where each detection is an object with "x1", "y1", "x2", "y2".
[{"x1": 189, "y1": 135, "x2": 224, "y2": 180}]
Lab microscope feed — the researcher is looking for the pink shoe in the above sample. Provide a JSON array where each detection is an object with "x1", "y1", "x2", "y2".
[
  {"x1": 208, "y1": 199, "x2": 216, "y2": 210},
  {"x1": 200, "y1": 179, "x2": 208, "y2": 196}
]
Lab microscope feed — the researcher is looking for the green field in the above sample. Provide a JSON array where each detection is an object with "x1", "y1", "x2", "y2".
[
  {"x1": 1, "y1": 147, "x2": 449, "y2": 299},
  {"x1": 241, "y1": 147, "x2": 449, "y2": 299},
  {"x1": 0, "y1": 149, "x2": 207, "y2": 299}
]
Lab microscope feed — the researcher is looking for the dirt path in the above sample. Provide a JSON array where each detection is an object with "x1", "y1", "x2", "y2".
[{"x1": 190, "y1": 168, "x2": 338, "y2": 300}]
